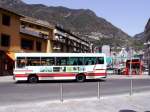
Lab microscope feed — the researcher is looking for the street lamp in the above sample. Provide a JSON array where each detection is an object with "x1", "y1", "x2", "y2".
[
  {"x1": 129, "y1": 47, "x2": 133, "y2": 76},
  {"x1": 144, "y1": 41, "x2": 150, "y2": 75},
  {"x1": 147, "y1": 41, "x2": 150, "y2": 75}
]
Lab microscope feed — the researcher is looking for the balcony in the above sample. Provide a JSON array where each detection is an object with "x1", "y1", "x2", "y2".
[
  {"x1": 20, "y1": 26, "x2": 49, "y2": 39},
  {"x1": 53, "y1": 35, "x2": 66, "y2": 43}
]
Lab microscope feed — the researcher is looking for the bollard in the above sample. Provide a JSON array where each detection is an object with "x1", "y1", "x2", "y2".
[
  {"x1": 97, "y1": 81, "x2": 100, "y2": 99},
  {"x1": 130, "y1": 77, "x2": 133, "y2": 96},
  {"x1": 60, "y1": 83, "x2": 63, "y2": 102}
]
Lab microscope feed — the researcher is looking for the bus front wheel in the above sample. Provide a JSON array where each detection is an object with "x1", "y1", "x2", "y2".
[
  {"x1": 76, "y1": 74, "x2": 86, "y2": 82},
  {"x1": 28, "y1": 75, "x2": 38, "y2": 83}
]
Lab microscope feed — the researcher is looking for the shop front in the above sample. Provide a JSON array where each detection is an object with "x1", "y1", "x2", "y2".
[{"x1": 0, "y1": 51, "x2": 14, "y2": 76}]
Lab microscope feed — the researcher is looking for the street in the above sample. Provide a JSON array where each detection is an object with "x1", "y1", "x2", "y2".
[{"x1": 0, "y1": 78, "x2": 150, "y2": 106}]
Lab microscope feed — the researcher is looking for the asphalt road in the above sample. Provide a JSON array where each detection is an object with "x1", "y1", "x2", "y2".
[{"x1": 0, "y1": 79, "x2": 150, "y2": 106}]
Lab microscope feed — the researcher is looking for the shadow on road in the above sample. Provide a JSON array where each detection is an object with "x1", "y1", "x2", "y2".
[
  {"x1": 119, "y1": 109, "x2": 137, "y2": 112},
  {"x1": 119, "y1": 109, "x2": 150, "y2": 112},
  {"x1": 15, "y1": 79, "x2": 106, "y2": 84}
]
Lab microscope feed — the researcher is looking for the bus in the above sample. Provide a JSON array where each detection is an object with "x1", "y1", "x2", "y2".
[
  {"x1": 13, "y1": 53, "x2": 107, "y2": 83},
  {"x1": 122, "y1": 59, "x2": 143, "y2": 75}
]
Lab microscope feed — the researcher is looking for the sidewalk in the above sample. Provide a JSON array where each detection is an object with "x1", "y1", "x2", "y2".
[
  {"x1": 0, "y1": 76, "x2": 13, "y2": 83},
  {"x1": 107, "y1": 74, "x2": 150, "y2": 80},
  {"x1": 0, "y1": 92, "x2": 150, "y2": 112}
]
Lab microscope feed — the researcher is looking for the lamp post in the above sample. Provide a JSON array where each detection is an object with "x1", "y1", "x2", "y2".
[
  {"x1": 129, "y1": 47, "x2": 133, "y2": 96},
  {"x1": 147, "y1": 41, "x2": 150, "y2": 75},
  {"x1": 144, "y1": 41, "x2": 150, "y2": 75}
]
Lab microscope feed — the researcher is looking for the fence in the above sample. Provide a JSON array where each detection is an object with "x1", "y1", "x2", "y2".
[{"x1": 58, "y1": 76, "x2": 148, "y2": 103}]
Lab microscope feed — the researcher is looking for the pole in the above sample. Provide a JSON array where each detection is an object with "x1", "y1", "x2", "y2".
[
  {"x1": 130, "y1": 78, "x2": 133, "y2": 96},
  {"x1": 129, "y1": 48, "x2": 133, "y2": 96},
  {"x1": 98, "y1": 81, "x2": 100, "y2": 99},
  {"x1": 148, "y1": 44, "x2": 150, "y2": 75},
  {"x1": 60, "y1": 83, "x2": 63, "y2": 102}
]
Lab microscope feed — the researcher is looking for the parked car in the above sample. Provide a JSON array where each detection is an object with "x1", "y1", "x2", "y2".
[
  {"x1": 143, "y1": 68, "x2": 149, "y2": 75},
  {"x1": 107, "y1": 67, "x2": 114, "y2": 75}
]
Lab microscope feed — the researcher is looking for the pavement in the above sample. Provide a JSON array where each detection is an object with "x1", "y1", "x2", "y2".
[
  {"x1": 108, "y1": 74, "x2": 150, "y2": 79},
  {"x1": 0, "y1": 92, "x2": 150, "y2": 112},
  {"x1": 0, "y1": 75, "x2": 150, "y2": 112},
  {"x1": 0, "y1": 76, "x2": 14, "y2": 83}
]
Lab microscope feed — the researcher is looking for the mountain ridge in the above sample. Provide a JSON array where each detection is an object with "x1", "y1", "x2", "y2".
[{"x1": 0, "y1": 0, "x2": 135, "y2": 48}]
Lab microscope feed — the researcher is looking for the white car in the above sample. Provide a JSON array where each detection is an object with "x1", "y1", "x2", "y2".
[{"x1": 143, "y1": 69, "x2": 149, "y2": 75}]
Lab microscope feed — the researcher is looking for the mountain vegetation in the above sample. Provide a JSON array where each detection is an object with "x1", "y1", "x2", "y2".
[{"x1": 0, "y1": 0, "x2": 143, "y2": 49}]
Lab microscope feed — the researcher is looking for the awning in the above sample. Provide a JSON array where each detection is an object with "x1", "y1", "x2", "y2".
[{"x1": 6, "y1": 52, "x2": 15, "y2": 61}]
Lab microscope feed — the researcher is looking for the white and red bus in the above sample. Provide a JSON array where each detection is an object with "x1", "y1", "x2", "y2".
[{"x1": 13, "y1": 53, "x2": 107, "y2": 83}]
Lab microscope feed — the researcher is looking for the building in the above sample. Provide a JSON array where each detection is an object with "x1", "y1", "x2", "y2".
[
  {"x1": 20, "y1": 17, "x2": 54, "y2": 53},
  {"x1": 0, "y1": 7, "x2": 23, "y2": 75},
  {"x1": 144, "y1": 18, "x2": 150, "y2": 75},
  {"x1": 0, "y1": 8, "x2": 54, "y2": 75},
  {"x1": 0, "y1": 7, "x2": 91, "y2": 75},
  {"x1": 101, "y1": 45, "x2": 111, "y2": 57},
  {"x1": 53, "y1": 26, "x2": 90, "y2": 53}
]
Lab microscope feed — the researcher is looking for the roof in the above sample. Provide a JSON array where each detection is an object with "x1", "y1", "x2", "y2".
[
  {"x1": 21, "y1": 16, "x2": 54, "y2": 29},
  {"x1": 145, "y1": 18, "x2": 150, "y2": 31},
  {"x1": 15, "y1": 53, "x2": 106, "y2": 58},
  {"x1": 0, "y1": 7, "x2": 23, "y2": 17},
  {"x1": 55, "y1": 26, "x2": 89, "y2": 44}
]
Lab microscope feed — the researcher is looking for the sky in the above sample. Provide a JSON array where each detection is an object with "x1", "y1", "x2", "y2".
[{"x1": 23, "y1": 0, "x2": 150, "y2": 36}]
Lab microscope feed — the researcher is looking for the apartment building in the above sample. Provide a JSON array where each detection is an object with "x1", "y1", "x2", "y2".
[
  {"x1": 144, "y1": 18, "x2": 150, "y2": 75},
  {"x1": 0, "y1": 7, "x2": 91, "y2": 75},
  {"x1": 53, "y1": 26, "x2": 90, "y2": 53},
  {"x1": 20, "y1": 17, "x2": 54, "y2": 53},
  {"x1": 0, "y1": 7, "x2": 22, "y2": 75},
  {"x1": 0, "y1": 8, "x2": 54, "y2": 75}
]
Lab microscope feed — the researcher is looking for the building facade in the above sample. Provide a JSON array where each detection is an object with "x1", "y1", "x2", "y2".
[
  {"x1": 53, "y1": 26, "x2": 90, "y2": 53},
  {"x1": 144, "y1": 18, "x2": 150, "y2": 75},
  {"x1": 0, "y1": 8, "x2": 22, "y2": 75},
  {"x1": 0, "y1": 8, "x2": 54, "y2": 75},
  {"x1": 20, "y1": 17, "x2": 54, "y2": 53},
  {"x1": 0, "y1": 7, "x2": 92, "y2": 75}
]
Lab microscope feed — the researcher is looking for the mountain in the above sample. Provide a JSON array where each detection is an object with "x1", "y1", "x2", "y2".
[
  {"x1": 134, "y1": 32, "x2": 145, "y2": 42},
  {"x1": 0, "y1": 0, "x2": 137, "y2": 48}
]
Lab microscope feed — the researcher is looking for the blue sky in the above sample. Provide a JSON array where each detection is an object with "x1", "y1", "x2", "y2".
[{"x1": 23, "y1": 0, "x2": 150, "y2": 36}]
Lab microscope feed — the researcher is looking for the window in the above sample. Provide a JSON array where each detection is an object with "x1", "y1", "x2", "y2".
[
  {"x1": 17, "y1": 57, "x2": 26, "y2": 68},
  {"x1": 2, "y1": 14, "x2": 11, "y2": 26},
  {"x1": 84, "y1": 57, "x2": 96, "y2": 65},
  {"x1": 36, "y1": 41, "x2": 42, "y2": 51},
  {"x1": 69, "y1": 57, "x2": 78, "y2": 66},
  {"x1": 97, "y1": 57, "x2": 104, "y2": 64},
  {"x1": 1, "y1": 34, "x2": 10, "y2": 47},
  {"x1": 26, "y1": 57, "x2": 41, "y2": 66},
  {"x1": 41, "y1": 57, "x2": 55, "y2": 66},
  {"x1": 56, "y1": 57, "x2": 69, "y2": 66},
  {"x1": 77, "y1": 57, "x2": 84, "y2": 65},
  {"x1": 21, "y1": 38, "x2": 33, "y2": 50}
]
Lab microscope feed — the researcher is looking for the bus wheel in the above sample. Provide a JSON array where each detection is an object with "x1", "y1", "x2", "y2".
[
  {"x1": 76, "y1": 74, "x2": 86, "y2": 82},
  {"x1": 28, "y1": 75, "x2": 38, "y2": 83}
]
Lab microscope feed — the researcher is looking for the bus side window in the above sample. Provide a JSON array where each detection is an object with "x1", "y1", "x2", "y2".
[
  {"x1": 77, "y1": 57, "x2": 84, "y2": 65},
  {"x1": 41, "y1": 57, "x2": 55, "y2": 66},
  {"x1": 27, "y1": 57, "x2": 41, "y2": 66},
  {"x1": 73, "y1": 61, "x2": 77, "y2": 65},
  {"x1": 69, "y1": 57, "x2": 77, "y2": 66},
  {"x1": 17, "y1": 57, "x2": 26, "y2": 68},
  {"x1": 91, "y1": 57, "x2": 96, "y2": 65},
  {"x1": 97, "y1": 57, "x2": 104, "y2": 64},
  {"x1": 84, "y1": 57, "x2": 92, "y2": 65},
  {"x1": 56, "y1": 57, "x2": 61, "y2": 66}
]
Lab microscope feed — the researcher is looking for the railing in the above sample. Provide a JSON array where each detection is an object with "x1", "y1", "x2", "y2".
[{"x1": 20, "y1": 27, "x2": 49, "y2": 39}]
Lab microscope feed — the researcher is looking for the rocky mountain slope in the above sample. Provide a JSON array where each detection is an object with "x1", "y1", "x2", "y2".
[{"x1": 0, "y1": 0, "x2": 137, "y2": 48}]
